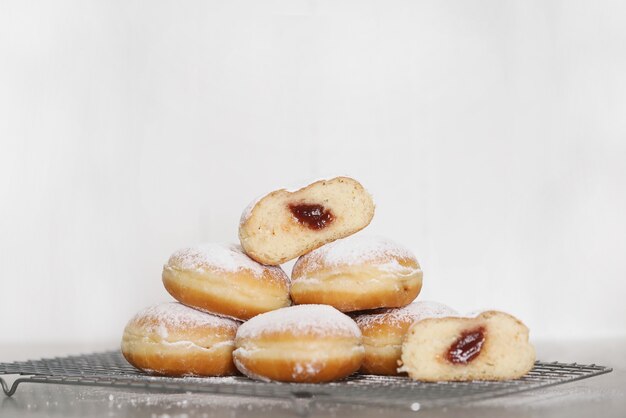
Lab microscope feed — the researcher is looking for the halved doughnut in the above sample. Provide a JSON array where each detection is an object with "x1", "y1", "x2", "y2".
[
  {"x1": 239, "y1": 177, "x2": 375, "y2": 265},
  {"x1": 399, "y1": 310, "x2": 535, "y2": 381}
]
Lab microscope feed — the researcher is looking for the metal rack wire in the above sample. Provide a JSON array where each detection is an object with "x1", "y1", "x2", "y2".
[{"x1": 0, "y1": 350, "x2": 612, "y2": 410}]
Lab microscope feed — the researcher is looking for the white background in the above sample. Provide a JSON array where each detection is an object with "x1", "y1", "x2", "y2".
[{"x1": 1, "y1": 0, "x2": 625, "y2": 346}]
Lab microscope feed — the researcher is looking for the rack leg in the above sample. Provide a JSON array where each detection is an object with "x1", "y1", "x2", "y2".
[{"x1": 0, "y1": 376, "x2": 29, "y2": 397}]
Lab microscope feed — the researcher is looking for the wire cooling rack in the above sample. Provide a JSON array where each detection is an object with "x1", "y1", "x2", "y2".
[{"x1": 0, "y1": 350, "x2": 612, "y2": 410}]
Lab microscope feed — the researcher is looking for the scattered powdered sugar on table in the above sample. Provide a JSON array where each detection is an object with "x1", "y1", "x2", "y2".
[
  {"x1": 131, "y1": 302, "x2": 240, "y2": 331},
  {"x1": 355, "y1": 301, "x2": 458, "y2": 328},
  {"x1": 84, "y1": 386, "x2": 294, "y2": 413},
  {"x1": 294, "y1": 235, "x2": 417, "y2": 275},
  {"x1": 236, "y1": 305, "x2": 362, "y2": 339},
  {"x1": 167, "y1": 243, "x2": 286, "y2": 279}
]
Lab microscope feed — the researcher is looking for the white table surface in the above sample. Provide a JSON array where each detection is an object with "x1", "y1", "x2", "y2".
[{"x1": 1, "y1": 338, "x2": 625, "y2": 418}]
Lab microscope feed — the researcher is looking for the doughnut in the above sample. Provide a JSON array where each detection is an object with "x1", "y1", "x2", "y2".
[
  {"x1": 233, "y1": 305, "x2": 364, "y2": 382},
  {"x1": 121, "y1": 302, "x2": 240, "y2": 376},
  {"x1": 162, "y1": 243, "x2": 290, "y2": 321},
  {"x1": 239, "y1": 176, "x2": 375, "y2": 265},
  {"x1": 399, "y1": 310, "x2": 535, "y2": 381},
  {"x1": 355, "y1": 301, "x2": 458, "y2": 375},
  {"x1": 290, "y1": 235, "x2": 423, "y2": 312}
]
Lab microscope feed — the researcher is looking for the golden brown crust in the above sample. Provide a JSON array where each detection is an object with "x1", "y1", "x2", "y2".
[
  {"x1": 292, "y1": 280, "x2": 422, "y2": 312},
  {"x1": 358, "y1": 318, "x2": 411, "y2": 375},
  {"x1": 360, "y1": 347, "x2": 402, "y2": 375},
  {"x1": 233, "y1": 334, "x2": 364, "y2": 383},
  {"x1": 162, "y1": 262, "x2": 291, "y2": 321},
  {"x1": 122, "y1": 346, "x2": 238, "y2": 377},
  {"x1": 234, "y1": 352, "x2": 363, "y2": 383}
]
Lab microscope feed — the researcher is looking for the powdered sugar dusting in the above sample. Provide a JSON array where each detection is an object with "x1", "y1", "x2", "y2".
[
  {"x1": 294, "y1": 235, "x2": 417, "y2": 275},
  {"x1": 232, "y1": 355, "x2": 273, "y2": 382},
  {"x1": 236, "y1": 305, "x2": 361, "y2": 339},
  {"x1": 167, "y1": 243, "x2": 286, "y2": 280},
  {"x1": 161, "y1": 339, "x2": 235, "y2": 352},
  {"x1": 355, "y1": 301, "x2": 458, "y2": 329},
  {"x1": 293, "y1": 362, "x2": 320, "y2": 377},
  {"x1": 130, "y1": 302, "x2": 240, "y2": 332}
]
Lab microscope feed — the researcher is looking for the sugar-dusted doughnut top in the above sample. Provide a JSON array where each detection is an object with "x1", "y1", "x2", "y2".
[
  {"x1": 236, "y1": 304, "x2": 362, "y2": 340},
  {"x1": 293, "y1": 235, "x2": 419, "y2": 277},
  {"x1": 166, "y1": 243, "x2": 289, "y2": 283},
  {"x1": 355, "y1": 301, "x2": 458, "y2": 329},
  {"x1": 128, "y1": 302, "x2": 240, "y2": 334}
]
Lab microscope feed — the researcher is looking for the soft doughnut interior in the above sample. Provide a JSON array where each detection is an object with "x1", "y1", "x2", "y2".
[
  {"x1": 239, "y1": 177, "x2": 375, "y2": 265},
  {"x1": 399, "y1": 311, "x2": 535, "y2": 381}
]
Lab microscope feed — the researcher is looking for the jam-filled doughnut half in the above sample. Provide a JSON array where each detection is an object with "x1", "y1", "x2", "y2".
[
  {"x1": 121, "y1": 302, "x2": 240, "y2": 376},
  {"x1": 233, "y1": 305, "x2": 364, "y2": 383},
  {"x1": 399, "y1": 310, "x2": 535, "y2": 381},
  {"x1": 239, "y1": 177, "x2": 375, "y2": 265},
  {"x1": 162, "y1": 243, "x2": 291, "y2": 321},
  {"x1": 291, "y1": 235, "x2": 423, "y2": 312},
  {"x1": 355, "y1": 301, "x2": 457, "y2": 375}
]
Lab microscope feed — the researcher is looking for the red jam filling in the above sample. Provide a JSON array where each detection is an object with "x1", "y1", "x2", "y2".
[
  {"x1": 288, "y1": 203, "x2": 334, "y2": 230},
  {"x1": 446, "y1": 327, "x2": 486, "y2": 364}
]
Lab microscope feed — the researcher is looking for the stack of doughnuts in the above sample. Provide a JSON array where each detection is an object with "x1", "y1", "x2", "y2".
[{"x1": 121, "y1": 176, "x2": 535, "y2": 382}]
